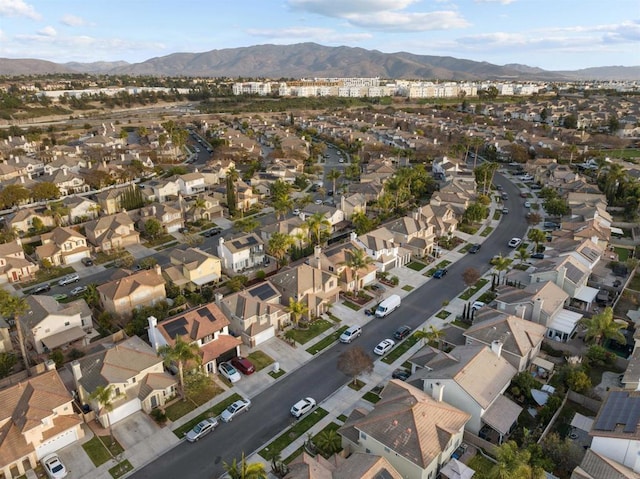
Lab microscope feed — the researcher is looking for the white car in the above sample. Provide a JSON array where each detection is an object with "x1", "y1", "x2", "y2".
[
  {"x1": 374, "y1": 339, "x2": 395, "y2": 356},
  {"x1": 314, "y1": 199, "x2": 323, "y2": 204},
  {"x1": 70, "y1": 285, "x2": 87, "y2": 296},
  {"x1": 186, "y1": 417, "x2": 218, "y2": 442},
  {"x1": 41, "y1": 453, "x2": 67, "y2": 479},
  {"x1": 58, "y1": 273, "x2": 80, "y2": 286},
  {"x1": 293, "y1": 208, "x2": 300, "y2": 215},
  {"x1": 471, "y1": 301, "x2": 486, "y2": 311},
  {"x1": 524, "y1": 201, "x2": 531, "y2": 208},
  {"x1": 291, "y1": 397, "x2": 316, "y2": 418},
  {"x1": 220, "y1": 398, "x2": 251, "y2": 422},
  {"x1": 219, "y1": 362, "x2": 241, "y2": 383},
  {"x1": 508, "y1": 237, "x2": 522, "y2": 248}
]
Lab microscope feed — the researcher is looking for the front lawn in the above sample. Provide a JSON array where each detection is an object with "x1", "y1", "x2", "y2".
[
  {"x1": 402, "y1": 285, "x2": 414, "y2": 292},
  {"x1": 406, "y1": 261, "x2": 427, "y2": 271},
  {"x1": 306, "y1": 326, "x2": 348, "y2": 355},
  {"x1": 142, "y1": 233, "x2": 175, "y2": 247},
  {"x1": 164, "y1": 383, "x2": 224, "y2": 421},
  {"x1": 381, "y1": 334, "x2": 420, "y2": 364},
  {"x1": 82, "y1": 436, "x2": 124, "y2": 467},
  {"x1": 258, "y1": 408, "x2": 328, "y2": 459},
  {"x1": 246, "y1": 350, "x2": 274, "y2": 371},
  {"x1": 269, "y1": 368, "x2": 286, "y2": 379},
  {"x1": 480, "y1": 226, "x2": 494, "y2": 237},
  {"x1": 172, "y1": 393, "x2": 242, "y2": 438},
  {"x1": 459, "y1": 278, "x2": 489, "y2": 300},
  {"x1": 362, "y1": 391, "x2": 381, "y2": 403},
  {"x1": 287, "y1": 319, "x2": 334, "y2": 345},
  {"x1": 435, "y1": 310, "x2": 451, "y2": 319},
  {"x1": 109, "y1": 460, "x2": 133, "y2": 479},
  {"x1": 342, "y1": 300, "x2": 361, "y2": 311}
]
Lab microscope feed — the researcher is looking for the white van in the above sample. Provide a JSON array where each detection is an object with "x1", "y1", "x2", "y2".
[{"x1": 375, "y1": 294, "x2": 401, "y2": 318}]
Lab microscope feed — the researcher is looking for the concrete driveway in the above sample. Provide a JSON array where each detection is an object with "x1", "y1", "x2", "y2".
[
  {"x1": 113, "y1": 411, "x2": 162, "y2": 450},
  {"x1": 57, "y1": 424, "x2": 98, "y2": 479}
]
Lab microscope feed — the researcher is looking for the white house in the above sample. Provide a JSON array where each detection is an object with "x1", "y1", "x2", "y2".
[{"x1": 217, "y1": 233, "x2": 266, "y2": 274}]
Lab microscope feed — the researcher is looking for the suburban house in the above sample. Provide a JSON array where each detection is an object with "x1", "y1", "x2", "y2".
[
  {"x1": 408, "y1": 344, "x2": 520, "y2": 443},
  {"x1": 0, "y1": 369, "x2": 84, "y2": 479},
  {"x1": 148, "y1": 302, "x2": 242, "y2": 375},
  {"x1": 464, "y1": 311, "x2": 547, "y2": 372},
  {"x1": 339, "y1": 193, "x2": 367, "y2": 220},
  {"x1": 163, "y1": 247, "x2": 222, "y2": 291},
  {"x1": 285, "y1": 452, "x2": 402, "y2": 479},
  {"x1": 185, "y1": 194, "x2": 224, "y2": 222},
  {"x1": 528, "y1": 255, "x2": 596, "y2": 309},
  {"x1": 0, "y1": 317, "x2": 11, "y2": 353},
  {"x1": 350, "y1": 230, "x2": 412, "y2": 272},
  {"x1": 217, "y1": 233, "x2": 266, "y2": 275},
  {"x1": 339, "y1": 380, "x2": 470, "y2": 479},
  {"x1": 384, "y1": 215, "x2": 436, "y2": 260},
  {"x1": 95, "y1": 186, "x2": 130, "y2": 215},
  {"x1": 70, "y1": 335, "x2": 177, "y2": 427},
  {"x1": 217, "y1": 281, "x2": 290, "y2": 347},
  {"x1": 6, "y1": 208, "x2": 55, "y2": 234},
  {"x1": 147, "y1": 177, "x2": 181, "y2": 202},
  {"x1": 35, "y1": 226, "x2": 91, "y2": 266},
  {"x1": 299, "y1": 204, "x2": 345, "y2": 232},
  {"x1": 97, "y1": 266, "x2": 166, "y2": 317},
  {"x1": 0, "y1": 238, "x2": 39, "y2": 284},
  {"x1": 136, "y1": 203, "x2": 183, "y2": 234},
  {"x1": 259, "y1": 216, "x2": 309, "y2": 245},
  {"x1": 270, "y1": 263, "x2": 341, "y2": 319},
  {"x1": 177, "y1": 172, "x2": 207, "y2": 196},
  {"x1": 571, "y1": 448, "x2": 640, "y2": 479},
  {"x1": 85, "y1": 212, "x2": 141, "y2": 252},
  {"x1": 307, "y1": 244, "x2": 377, "y2": 293},
  {"x1": 18, "y1": 294, "x2": 93, "y2": 355},
  {"x1": 61, "y1": 195, "x2": 100, "y2": 224},
  {"x1": 416, "y1": 204, "x2": 458, "y2": 237}
]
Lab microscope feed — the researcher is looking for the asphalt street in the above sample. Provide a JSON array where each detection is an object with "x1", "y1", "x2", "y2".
[{"x1": 130, "y1": 171, "x2": 530, "y2": 479}]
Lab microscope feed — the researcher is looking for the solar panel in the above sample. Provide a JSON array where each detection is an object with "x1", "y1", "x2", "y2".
[
  {"x1": 164, "y1": 317, "x2": 188, "y2": 339},
  {"x1": 594, "y1": 391, "x2": 640, "y2": 434},
  {"x1": 248, "y1": 283, "x2": 275, "y2": 301},
  {"x1": 373, "y1": 470, "x2": 394, "y2": 479},
  {"x1": 197, "y1": 307, "x2": 216, "y2": 322}
]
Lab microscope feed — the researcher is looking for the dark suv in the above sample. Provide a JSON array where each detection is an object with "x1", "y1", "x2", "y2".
[{"x1": 393, "y1": 325, "x2": 413, "y2": 341}]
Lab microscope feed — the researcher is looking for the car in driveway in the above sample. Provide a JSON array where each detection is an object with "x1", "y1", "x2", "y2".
[
  {"x1": 70, "y1": 285, "x2": 87, "y2": 296},
  {"x1": 339, "y1": 325, "x2": 362, "y2": 343},
  {"x1": 373, "y1": 339, "x2": 395, "y2": 356},
  {"x1": 471, "y1": 301, "x2": 486, "y2": 311},
  {"x1": 531, "y1": 252, "x2": 545, "y2": 259},
  {"x1": 432, "y1": 268, "x2": 448, "y2": 279},
  {"x1": 369, "y1": 283, "x2": 386, "y2": 295},
  {"x1": 186, "y1": 418, "x2": 218, "y2": 442},
  {"x1": 230, "y1": 356, "x2": 255, "y2": 375},
  {"x1": 58, "y1": 273, "x2": 80, "y2": 286},
  {"x1": 81, "y1": 257, "x2": 93, "y2": 266},
  {"x1": 524, "y1": 201, "x2": 531, "y2": 208},
  {"x1": 41, "y1": 453, "x2": 67, "y2": 478},
  {"x1": 393, "y1": 325, "x2": 412, "y2": 341},
  {"x1": 290, "y1": 397, "x2": 316, "y2": 418},
  {"x1": 32, "y1": 283, "x2": 51, "y2": 294},
  {"x1": 218, "y1": 362, "x2": 241, "y2": 383},
  {"x1": 203, "y1": 227, "x2": 222, "y2": 237},
  {"x1": 392, "y1": 368, "x2": 411, "y2": 381},
  {"x1": 468, "y1": 244, "x2": 481, "y2": 254},
  {"x1": 508, "y1": 237, "x2": 522, "y2": 248},
  {"x1": 220, "y1": 398, "x2": 251, "y2": 422}
]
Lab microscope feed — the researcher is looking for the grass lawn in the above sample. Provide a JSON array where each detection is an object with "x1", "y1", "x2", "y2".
[
  {"x1": 435, "y1": 310, "x2": 451, "y2": 319},
  {"x1": 629, "y1": 274, "x2": 640, "y2": 291},
  {"x1": 406, "y1": 261, "x2": 427, "y2": 271},
  {"x1": 480, "y1": 226, "x2": 494, "y2": 237},
  {"x1": 82, "y1": 436, "x2": 124, "y2": 467},
  {"x1": 287, "y1": 319, "x2": 334, "y2": 345},
  {"x1": 337, "y1": 414, "x2": 348, "y2": 423},
  {"x1": 259, "y1": 408, "x2": 329, "y2": 459},
  {"x1": 493, "y1": 210, "x2": 502, "y2": 220},
  {"x1": 143, "y1": 233, "x2": 175, "y2": 247},
  {"x1": 382, "y1": 334, "x2": 419, "y2": 364},
  {"x1": 614, "y1": 247, "x2": 631, "y2": 262},
  {"x1": 284, "y1": 421, "x2": 342, "y2": 464},
  {"x1": 327, "y1": 313, "x2": 341, "y2": 323},
  {"x1": 246, "y1": 350, "x2": 274, "y2": 371},
  {"x1": 269, "y1": 368, "x2": 286, "y2": 379},
  {"x1": 467, "y1": 455, "x2": 495, "y2": 479},
  {"x1": 348, "y1": 379, "x2": 365, "y2": 391},
  {"x1": 172, "y1": 393, "x2": 242, "y2": 438},
  {"x1": 109, "y1": 460, "x2": 133, "y2": 479},
  {"x1": 164, "y1": 383, "x2": 224, "y2": 421},
  {"x1": 342, "y1": 300, "x2": 361, "y2": 311},
  {"x1": 459, "y1": 278, "x2": 489, "y2": 300},
  {"x1": 451, "y1": 319, "x2": 471, "y2": 329},
  {"x1": 402, "y1": 285, "x2": 414, "y2": 292},
  {"x1": 362, "y1": 391, "x2": 381, "y2": 403},
  {"x1": 460, "y1": 243, "x2": 473, "y2": 253},
  {"x1": 477, "y1": 291, "x2": 497, "y2": 303},
  {"x1": 306, "y1": 325, "x2": 348, "y2": 354}
]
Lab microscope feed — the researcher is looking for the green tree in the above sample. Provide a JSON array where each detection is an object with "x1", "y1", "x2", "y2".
[
  {"x1": 565, "y1": 368, "x2": 592, "y2": 393},
  {"x1": 315, "y1": 428, "x2": 342, "y2": 456},
  {"x1": 223, "y1": 452, "x2": 267, "y2": 479},
  {"x1": 490, "y1": 440, "x2": 545, "y2": 479},
  {"x1": 287, "y1": 297, "x2": 309, "y2": 328},
  {"x1": 226, "y1": 275, "x2": 248, "y2": 292},
  {"x1": 0, "y1": 184, "x2": 30, "y2": 209},
  {"x1": 268, "y1": 232, "x2": 293, "y2": 271},
  {"x1": 527, "y1": 228, "x2": 547, "y2": 252},
  {"x1": 158, "y1": 336, "x2": 201, "y2": 401},
  {"x1": 144, "y1": 218, "x2": 163, "y2": 240},
  {"x1": 543, "y1": 197, "x2": 570, "y2": 216},
  {"x1": 582, "y1": 307, "x2": 626, "y2": 346},
  {"x1": 84, "y1": 283, "x2": 100, "y2": 308},
  {"x1": 89, "y1": 385, "x2": 122, "y2": 445},
  {"x1": 351, "y1": 211, "x2": 376, "y2": 235},
  {"x1": 492, "y1": 254, "x2": 511, "y2": 285},
  {"x1": 414, "y1": 325, "x2": 443, "y2": 347},
  {"x1": 234, "y1": 217, "x2": 260, "y2": 233},
  {"x1": 306, "y1": 212, "x2": 331, "y2": 246},
  {"x1": 337, "y1": 346, "x2": 373, "y2": 385},
  {"x1": 326, "y1": 168, "x2": 341, "y2": 195},
  {"x1": 563, "y1": 114, "x2": 578, "y2": 129},
  {"x1": 32, "y1": 182, "x2": 61, "y2": 202},
  {"x1": 0, "y1": 290, "x2": 29, "y2": 372},
  {"x1": 340, "y1": 247, "x2": 374, "y2": 293},
  {"x1": 464, "y1": 202, "x2": 488, "y2": 223},
  {"x1": 515, "y1": 247, "x2": 530, "y2": 264},
  {"x1": 226, "y1": 167, "x2": 240, "y2": 216},
  {"x1": 0, "y1": 352, "x2": 17, "y2": 379}
]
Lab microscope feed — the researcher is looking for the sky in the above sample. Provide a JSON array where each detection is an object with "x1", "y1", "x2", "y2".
[{"x1": 1, "y1": 0, "x2": 638, "y2": 71}]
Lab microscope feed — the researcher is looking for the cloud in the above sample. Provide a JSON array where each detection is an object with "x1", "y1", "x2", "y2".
[
  {"x1": 247, "y1": 26, "x2": 372, "y2": 43},
  {"x1": 37, "y1": 26, "x2": 57, "y2": 37},
  {"x1": 0, "y1": 0, "x2": 40, "y2": 19},
  {"x1": 61, "y1": 14, "x2": 87, "y2": 27},
  {"x1": 288, "y1": 0, "x2": 418, "y2": 16},
  {"x1": 474, "y1": 0, "x2": 516, "y2": 4}
]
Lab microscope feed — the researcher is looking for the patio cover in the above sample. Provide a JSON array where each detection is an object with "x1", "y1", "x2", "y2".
[
  {"x1": 191, "y1": 272, "x2": 221, "y2": 286},
  {"x1": 532, "y1": 356, "x2": 555, "y2": 372},
  {"x1": 548, "y1": 309, "x2": 583, "y2": 335},
  {"x1": 482, "y1": 395, "x2": 523, "y2": 435},
  {"x1": 41, "y1": 326, "x2": 85, "y2": 350},
  {"x1": 574, "y1": 285, "x2": 599, "y2": 303},
  {"x1": 440, "y1": 459, "x2": 475, "y2": 479},
  {"x1": 570, "y1": 412, "x2": 594, "y2": 432},
  {"x1": 611, "y1": 226, "x2": 624, "y2": 235}
]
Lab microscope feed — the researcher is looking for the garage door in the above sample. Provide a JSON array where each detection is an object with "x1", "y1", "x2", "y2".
[
  {"x1": 108, "y1": 398, "x2": 141, "y2": 425},
  {"x1": 36, "y1": 427, "x2": 79, "y2": 459}
]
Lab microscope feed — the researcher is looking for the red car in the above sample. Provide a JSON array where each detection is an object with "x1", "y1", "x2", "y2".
[{"x1": 230, "y1": 356, "x2": 255, "y2": 375}]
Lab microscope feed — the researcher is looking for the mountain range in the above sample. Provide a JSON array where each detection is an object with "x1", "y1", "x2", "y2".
[{"x1": 1, "y1": 43, "x2": 638, "y2": 81}]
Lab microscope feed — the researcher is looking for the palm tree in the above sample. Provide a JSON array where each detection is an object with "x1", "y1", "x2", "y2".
[
  {"x1": 490, "y1": 440, "x2": 545, "y2": 479},
  {"x1": 582, "y1": 307, "x2": 626, "y2": 346},
  {"x1": 287, "y1": 297, "x2": 309, "y2": 328},
  {"x1": 515, "y1": 247, "x2": 530, "y2": 264},
  {"x1": 0, "y1": 290, "x2": 29, "y2": 373},
  {"x1": 305, "y1": 212, "x2": 331, "y2": 246},
  {"x1": 158, "y1": 336, "x2": 201, "y2": 401},
  {"x1": 90, "y1": 384, "x2": 122, "y2": 446},
  {"x1": 314, "y1": 428, "x2": 342, "y2": 456},
  {"x1": 527, "y1": 228, "x2": 547, "y2": 253},
  {"x1": 268, "y1": 232, "x2": 293, "y2": 271},
  {"x1": 414, "y1": 325, "x2": 443, "y2": 347},
  {"x1": 326, "y1": 168, "x2": 341, "y2": 195},
  {"x1": 84, "y1": 283, "x2": 100, "y2": 308},
  {"x1": 191, "y1": 196, "x2": 207, "y2": 221},
  {"x1": 492, "y1": 254, "x2": 511, "y2": 285},
  {"x1": 223, "y1": 453, "x2": 267, "y2": 479},
  {"x1": 226, "y1": 167, "x2": 240, "y2": 215},
  {"x1": 234, "y1": 216, "x2": 260, "y2": 234},
  {"x1": 340, "y1": 247, "x2": 374, "y2": 294}
]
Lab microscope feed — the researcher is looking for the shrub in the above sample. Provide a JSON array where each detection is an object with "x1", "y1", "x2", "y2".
[
  {"x1": 69, "y1": 348, "x2": 85, "y2": 360},
  {"x1": 255, "y1": 270, "x2": 266, "y2": 280},
  {"x1": 49, "y1": 349, "x2": 64, "y2": 368},
  {"x1": 390, "y1": 276, "x2": 399, "y2": 285},
  {"x1": 150, "y1": 408, "x2": 167, "y2": 424}
]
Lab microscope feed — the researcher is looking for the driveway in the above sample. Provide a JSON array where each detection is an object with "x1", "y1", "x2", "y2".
[
  {"x1": 113, "y1": 412, "x2": 162, "y2": 450},
  {"x1": 57, "y1": 424, "x2": 97, "y2": 479}
]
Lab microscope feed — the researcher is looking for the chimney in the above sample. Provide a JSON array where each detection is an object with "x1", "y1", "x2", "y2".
[
  {"x1": 71, "y1": 360, "x2": 82, "y2": 381},
  {"x1": 432, "y1": 382, "x2": 445, "y2": 402},
  {"x1": 491, "y1": 340, "x2": 503, "y2": 358},
  {"x1": 532, "y1": 297, "x2": 544, "y2": 324},
  {"x1": 147, "y1": 316, "x2": 159, "y2": 350},
  {"x1": 215, "y1": 293, "x2": 223, "y2": 305},
  {"x1": 515, "y1": 304, "x2": 527, "y2": 319},
  {"x1": 154, "y1": 264, "x2": 162, "y2": 276},
  {"x1": 350, "y1": 231, "x2": 357, "y2": 241},
  {"x1": 44, "y1": 359, "x2": 56, "y2": 371},
  {"x1": 555, "y1": 265, "x2": 567, "y2": 290}
]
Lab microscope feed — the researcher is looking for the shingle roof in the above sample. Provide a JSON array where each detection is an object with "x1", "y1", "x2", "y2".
[
  {"x1": 97, "y1": 268, "x2": 165, "y2": 300},
  {"x1": 464, "y1": 312, "x2": 547, "y2": 357},
  {"x1": 156, "y1": 302, "x2": 230, "y2": 345}
]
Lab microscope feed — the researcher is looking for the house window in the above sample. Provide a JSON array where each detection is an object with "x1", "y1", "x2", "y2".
[
  {"x1": 65, "y1": 321, "x2": 70, "y2": 327},
  {"x1": 115, "y1": 387, "x2": 121, "y2": 396},
  {"x1": 360, "y1": 432, "x2": 367, "y2": 440},
  {"x1": 132, "y1": 377, "x2": 136, "y2": 383},
  {"x1": 328, "y1": 266, "x2": 334, "y2": 272}
]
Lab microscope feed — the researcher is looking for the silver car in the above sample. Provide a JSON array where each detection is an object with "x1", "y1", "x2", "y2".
[
  {"x1": 220, "y1": 399, "x2": 251, "y2": 422},
  {"x1": 185, "y1": 418, "x2": 218, "y2": 442}
]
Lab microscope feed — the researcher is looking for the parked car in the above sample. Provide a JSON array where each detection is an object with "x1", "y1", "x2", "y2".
[
  {"x1": 369, "y1": 283, "x2": 386, "y2": 295},
  {"x1": 230, "y1": 356, "x2": 255, "y2": 375},
  {"x1": 41, "y1": 453, "x2": 67, "y2": 479},
  {"x1": 524, "y1": 201, "x2": 531, "y2": 208},
  {"x1": 32, "y1": 284, "x2": 51, "y2": 294},
  {"x1": 502, "y1": 207, "x2": 509, "y2": 214},
  {"x1": 219, "y1": 362, "x2": 241, "y2": 383},
  {"x1": 220, "y1": 398, "x2": 251, "y2": 422},
  {"x1": 508, "y1": 237, "x2": 522, "y2": 248},
  {"x1": 81, "y1": 257, "x2": 93, "y2": 266},
  {"x1": 290, "y1": 397, "x2": 316, "y2": 418},
  {"x1": 433, "y1": 268, "x2": 448, "y2": 279},
  {"x1": 520, "y1": 192, "x2": 528, "y2": 198},
  {"x1": 339, "y1": 325, "x2": 362, "y2": 343},
  {"x1": 393, "y1": 325, "x2": 412, "y2": 341},
  {"x1": 70, "y1": 286, "x2": 87, "y2": 296},
  {"x1": 531, "y1": 252, "x2": 545, "y2": 259},
  {"x1": 58, "y1": 273, "x2": 80, "y2": 286},
  {"x1": 392, "y1": 368, "x2": 411, "y2": 381},
  {"x1": 186, "y1": 418, "x2": 218, "y2": 442},
  {"x1": 471, "y1": 301, "x2": 486, "y2": 311},
  {"x1": 452, "y1": 443, "x2": 468, "y2": 460},
  {"x1": 468, "y1": 244, "x2": 481, "y2": 254},
  {"x1": 373, "y1": 339, "x2": 395, "y2": 356},
  {"x1": 292, "y1": 208, "x2": 300, "y2": 215},
  {"x1": 203, "y1": 227, "x2": 222, "y2": 237},
  {"x1": 52, "y1": 293, "x2": 68, "y2": 302}
]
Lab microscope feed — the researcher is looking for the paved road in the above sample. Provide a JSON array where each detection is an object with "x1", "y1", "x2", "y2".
[{"x1": 130, "y1": 171, "x2": 529, "y2": 479}]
